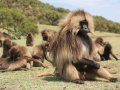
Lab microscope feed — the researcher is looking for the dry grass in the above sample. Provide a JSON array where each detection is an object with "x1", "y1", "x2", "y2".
[{"x1": 0, "y1": 24, "x2": 120, "y2": 90}]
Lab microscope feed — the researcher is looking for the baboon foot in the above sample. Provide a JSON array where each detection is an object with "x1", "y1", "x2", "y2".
[
  {"x1": 95, "y1": 63, "x2": 100, "y2": 69},
  {"x1": 110, "y1": 78, "x2": 118, "y2": 82},
  {"x1": 73, "y1": 80, "x2": 85, "y2": 84}
]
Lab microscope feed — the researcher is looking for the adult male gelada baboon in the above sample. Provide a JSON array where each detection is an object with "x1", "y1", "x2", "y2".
[{"x1": 35, "y1": 10, "x2": 118, "y2": 84}]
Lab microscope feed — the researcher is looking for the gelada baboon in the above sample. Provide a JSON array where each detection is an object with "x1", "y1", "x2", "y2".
[
  {"x1": 0, "y1": 32, "x2": 11, "y2": 47},
  {"x1": 0, "y1": 32, "x2": 5, "y2": 47},
  {"x1": 26, "y1": 32, "x2": 34, "y2": 46},
  {"x1": 36, "y1": 10, "x2": 118, "y2": 83},
  {"x1": 0, "y1": 45, "x2": 33, "y2": 71},
  {"x1": 41, "y1": 29, "x2": 57, "y2": 42},
  {"x1": 1, "y1": 39, "x2": 17, "y2": 58},
  {"x1": 32, "y1": 41, "x2": 49, "y2": 68},
  {"x1": 94, "y1": 37, "x2": 119, "y2": 61}
]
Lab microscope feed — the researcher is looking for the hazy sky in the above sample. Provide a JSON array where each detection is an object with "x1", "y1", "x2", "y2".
[{"x1": 41, "y1": 0, "x2": 120, "y2": 23}]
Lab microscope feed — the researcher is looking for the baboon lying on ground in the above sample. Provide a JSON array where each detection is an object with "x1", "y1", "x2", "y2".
[{"x1": 0, "y1": 45, "x2": 32, "y2": 71}]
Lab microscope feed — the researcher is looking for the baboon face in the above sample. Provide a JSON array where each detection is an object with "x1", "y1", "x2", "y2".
[
  {"x1": 68, "y1": 11, "x2": 94, "y2": 35},
  {"x1": 42, "y1": 33, "x2": 48, "y2": 41},
  {"x1": 79, "y1": 20, "x2": 88, "y2": 33},
  {"x1": 3, "y1": 39, "x2": 12, "y2": 50},
  {"x1": 95, "y1": 37, "x2": 104, "y2": 46},
  {"x1": 41, "y1": 30, "x2": 55, "y2": 41},
  {"x1": 28, "y1": 33, "x2": 32, "y2": 38}
]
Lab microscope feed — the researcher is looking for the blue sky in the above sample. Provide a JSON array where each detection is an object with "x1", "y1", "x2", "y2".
[{"x1": 41, "y1": 0, "x2": 120, "y2": 23}]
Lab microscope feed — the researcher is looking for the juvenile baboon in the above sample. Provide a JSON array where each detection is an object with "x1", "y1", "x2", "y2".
[
  {"x1": 26, "y1": 32, "x2": 34, "y2": 46},
  {"x1": 36, "y1": 10, "x2": 118, "y2": 84},
  {"x1": 100, "y1": 42, "x2": 119, "y2": 60},
  {"x1": 41, "y1": 29, "x2": 57, "y2": 43},
  {"x1": 32, "y1": 42, "x2": 49, "y2": 68},
  {"x1": 1, "y1": 39, "x2": 17, "y2": 58},
  {"x1": 94, "y1": 37, "x2": 119, "y2": 61}
]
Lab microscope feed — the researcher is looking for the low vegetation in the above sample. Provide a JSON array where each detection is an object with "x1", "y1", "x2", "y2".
[
  {"x1": 0, "y1": 25, "x2": 120, "y2": 90},
  {"x1": 0, "y1": 0, "x2": 120, "y2": 38}
]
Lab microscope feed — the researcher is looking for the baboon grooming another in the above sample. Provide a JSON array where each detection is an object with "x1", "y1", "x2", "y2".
[
  {"x1": 32, "y1": 42, "x2": 49, "y2": 68},
  {"x1": 26, "y1": 32, "x2": 34, "y2": 46},
  {"x1": 94, "y1": 37, "x2": 119, "y2": 61},
  {"x1": 36, "y1": 10, "x2": 118, "y2": 84}
]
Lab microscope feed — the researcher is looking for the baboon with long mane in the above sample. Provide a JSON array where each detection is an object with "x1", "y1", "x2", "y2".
[
  {"x1": 26, "y1": 32, "x2": 34, "y2": 46},
  {"x1": 36, "y1": 10, "x2": 118, "y2": 83}
]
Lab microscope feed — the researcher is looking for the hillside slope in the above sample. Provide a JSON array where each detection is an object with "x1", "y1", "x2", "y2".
[{"x1": 0, "y1": 0, "x2": 120, "y2": 33}]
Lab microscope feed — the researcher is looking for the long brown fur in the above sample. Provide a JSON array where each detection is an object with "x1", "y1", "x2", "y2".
[
  {"x1": 32, "y1": 42, "x2": 49, "y2": 68},
  {"x1": 0, "y1": 45, "x2": 32, "y2": 71},
  {"x1": 41, "y1": 10, "x2": 118, "y2": 83}
]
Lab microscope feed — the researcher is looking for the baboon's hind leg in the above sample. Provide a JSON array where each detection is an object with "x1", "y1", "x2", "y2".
[{"x1": 62, "y1": 64, "x2": 84, "y2": 84}]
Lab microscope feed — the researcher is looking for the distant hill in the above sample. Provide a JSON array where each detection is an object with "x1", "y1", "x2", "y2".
[{"x1": 0, "y1": 0, "x2": 120, "y2": 34}]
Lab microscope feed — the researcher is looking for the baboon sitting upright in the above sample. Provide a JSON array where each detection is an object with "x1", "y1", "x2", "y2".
[
  {"x1": 26, "y1": 32, "x2": 34, "y2": 46},
  {"x1": 36, "y1": 10, "x2": 118, "y2": 84}
]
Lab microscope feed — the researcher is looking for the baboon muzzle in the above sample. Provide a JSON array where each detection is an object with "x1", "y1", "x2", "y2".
[{"x1": 79, "y1": 20, "x2": 88, "y2": 33}]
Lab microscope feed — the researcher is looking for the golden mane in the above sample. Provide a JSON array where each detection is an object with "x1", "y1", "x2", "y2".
[
  {"x1": 58, "y1": 10, "x2": 94, "y2": 33},
  {"x1": 50, "y1": 10, "x2": 95, "y2": 71}
]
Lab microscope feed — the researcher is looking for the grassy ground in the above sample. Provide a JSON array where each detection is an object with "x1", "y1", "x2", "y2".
[{"x1": 0, "y1": 24, "x2": 120, "y2": 90}]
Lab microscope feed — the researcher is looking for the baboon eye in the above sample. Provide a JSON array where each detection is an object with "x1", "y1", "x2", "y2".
[
  {"x1": 79, "y1": 20, "x2": 88, "y2": 32},
  {"x1": 80, "y1": 20, "x2": 88, "y2": 27}
]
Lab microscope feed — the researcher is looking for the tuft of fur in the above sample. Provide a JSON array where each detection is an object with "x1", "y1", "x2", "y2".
[
  {"x1": 58, "y1": 10, "x2": 94, "y2": 33},
  {"x1": 46, "y1": 10, "x2": 118, "y2": 82},
  {"x1": 49, "y1": 10, "x2": 95, "y2": 79}
]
